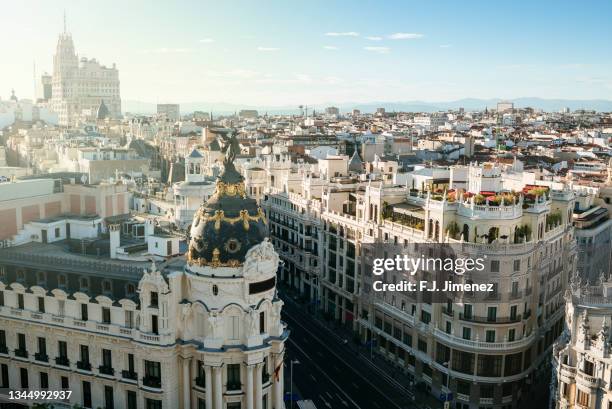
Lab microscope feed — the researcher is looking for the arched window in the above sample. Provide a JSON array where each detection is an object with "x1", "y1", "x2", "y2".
[{"x1": 212, "y1": 285, "x2": 219, "y2": 296}]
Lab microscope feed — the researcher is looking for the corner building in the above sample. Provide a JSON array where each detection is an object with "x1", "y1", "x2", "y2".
[{"x1": 0, "y1": 145, "x2": 287, "y2": 408}]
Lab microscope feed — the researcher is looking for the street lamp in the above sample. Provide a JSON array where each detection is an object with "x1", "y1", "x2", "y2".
[{"x1": 290, "y1": 359, "x2": 300, "y2": 409}]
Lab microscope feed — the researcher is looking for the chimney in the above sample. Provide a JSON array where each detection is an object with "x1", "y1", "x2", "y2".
[{"x1": 109, "y1": 223, "x2": 121, "y2": 259}]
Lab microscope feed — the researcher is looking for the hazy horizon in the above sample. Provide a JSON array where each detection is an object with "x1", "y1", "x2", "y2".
[{"x1": 2, "y1": 0, "x2": 611, "y2": 106}]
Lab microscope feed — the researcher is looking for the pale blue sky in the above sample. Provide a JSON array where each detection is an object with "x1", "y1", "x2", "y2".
[{"x1": 2, "y1": 0, "x2": 611, "y2": 106}]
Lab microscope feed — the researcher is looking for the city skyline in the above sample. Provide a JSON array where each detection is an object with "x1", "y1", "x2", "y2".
[{"x1": 2, "y1": 0, "x2": 612, "y2": 107}]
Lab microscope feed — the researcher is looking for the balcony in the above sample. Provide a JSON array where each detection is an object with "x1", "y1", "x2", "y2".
[
  {"x1": 99, "y1": 365, "x2": 115, "y2": 376},
  {"x1": 433, "y1": 328, "x2": 535, "y2": 351},
  {"x1": 34, "y1": 352, "x2": 49, "y2": 362},
  {"x1": 143, "y1": 376, "x2": 162, "y2": 389},
  {"x1": 576, "y1": 370, "x2": 599, "y2": 389},
  {"x1": 15, "y1": 349, "x2": 28, "y2": 358},
  {"x1": 55, "y1": 356, "x2": 70, "y2": 367},
  {"x1": 122, "y1": 370, "x2": 138, "y2": 381},
  {"x1": 77, "y1": 361, "x2": 92, "y2": 371},
  {"x1": 459, "y1": 313, "x2": 522, "y2": 324}
]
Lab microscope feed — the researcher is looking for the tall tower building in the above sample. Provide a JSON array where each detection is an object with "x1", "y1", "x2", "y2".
[{"x1": 51, "y1": 16, "x2": 121, "y2": 126}]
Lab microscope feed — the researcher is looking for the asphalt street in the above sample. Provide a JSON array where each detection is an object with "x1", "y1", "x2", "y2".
[{"x1": 282, "y1": 295, "x2": 419, "y2": 409}]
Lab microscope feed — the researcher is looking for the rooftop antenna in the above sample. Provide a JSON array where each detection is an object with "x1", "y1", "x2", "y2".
[{"x1": 63, "y1": 10, "x2": 67, "y2": 33}]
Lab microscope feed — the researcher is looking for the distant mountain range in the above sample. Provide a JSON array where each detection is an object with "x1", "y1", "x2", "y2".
[{"x1": 123, "y1": 97, "x2": 612, "y2": 116}]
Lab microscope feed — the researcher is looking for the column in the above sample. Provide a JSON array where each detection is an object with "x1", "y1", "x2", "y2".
[
  {"x1": 254, "y1": 363, "x2": 263, "y2": 409},
  {"x1": 213, "y1": 366, "x2": 222, "y2": 409},
  {"x1": 273, "y1": 356, "x2": 284, "y2": 409},
  {"x1": 246, "y1": 365, "x2": 254, "y2": 409},
  {"x1": 204, "y1": 365, "x2": 213, "y2": 409},
  {"x1": 182, "y1": 358, "x2": 191, "y2": 409}
]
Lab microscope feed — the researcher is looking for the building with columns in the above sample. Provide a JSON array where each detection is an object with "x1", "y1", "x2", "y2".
[
  {"x1": 552, "y1": 274, "x2": 612, "y2": 409},
  {"x1": 0, "y1": 132, "x2": 287, "y2": 409}
]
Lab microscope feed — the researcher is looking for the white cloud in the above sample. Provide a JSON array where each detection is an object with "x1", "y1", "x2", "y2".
[
  {"x1": 365, "y1": 36, "x2": 382, "y2": 41},
  {"x1": 257, "y1": 47, "x2": 280, "y2": 52},
  {"x1": 388, "y1": 32, "x2": 424, "y2": 40},
  {"x1": 199, "y1": 38, "x2": 214, "y2": 43},
  {"x1": 364, "y1": 46, "x2": 390, "y2": 54},
  {"x1": 440, "y1": 44, "x2": 452, "y2": 48},
  {"x1": 323, "y1": 46, "x2": 339, "y2": 50},
  {"x1": 325, "y1": 32, "x2": 359, "y2": 37}
]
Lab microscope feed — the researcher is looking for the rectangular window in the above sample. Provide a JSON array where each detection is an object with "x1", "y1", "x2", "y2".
[
  {"x1": 198, "y1": 398, "x2": 206, "y2": 409},
  {"x1": 18, "y1": 293, "x2": 24, "y2": 309},
  {"x1": 227, "y1": 364, "x2": 241, "y2": 390},
  {"x1": 58, "y1": 341, "x2": 68, "y2": 358},
  {"x1": 61, "y1": 376, "x2": 69, "y2": 389},
  {"x1": 81, "y1": 304, "x2": 88, "y2": 321},
  {"x1": 128, "y1": 353, "x2": 135, "y2": 372},
  {"x1": 485, "y1": 330, "x2": 495, "y2": 343},
  {"x1": 18, "y1": 333, "x2": 26, "y2": 350},
  {"x1": 150, "y1": 292, "x2": 158, "y2": 308},
  {"x1": 260, "y1": 311, "x2": 266, "y2": 334},
  {"x1": 152, "y1": 315, "x2": 159, "y2": 334},
  {"x1": 463, "y1": 304, "x2": 473, "y2": 319},
  {"x1": 102, "y1": 349, "x2": 112, "y2": 367},
  {"x1": 513, "y1": 259, "x2": 521, "y2": 271},
  {"x1": 487, "y1": 306, "x2": 497, "y2": 322},
  {"x1": 40, "y1": 372, "x2": 49, "y2": 389},
  {"x1": 445, "y1": 321, "x2": 452, "y2": 334},
  {"x1": 58, "y1": 300, "x2": 65, "y2": 316},
  {"x1": 80, "y1": 345, "x2": 90, "y2": 364},
  {"x1": 0, "y1": 291, "x2": 3, "y2": 306},
  {"x1": 20, "y1": 367, "x2": 28, "y2": 389},
  {"x1": 577, "y1": 390, "x2": 589, "y2": 406},
  {"x1": 0, "y1": 330, "x2": 5, "y2": 352},
  {"x1": 420, "y1": 310, "x2": 431, "y2": 324},
  {"x1": 83, "y1": 381, "x2": 92, "y2": 408},
  {"x1": 38, "y1": 297, "x2": 45, "y2": 313},
  {"x1": 146, "y1": 399, "x2": 162, "y2": 409},
  {"x1": 144, "y1": 360, "x2": 161, "y2": 388},
  {"x1": 490, "y1": 260, "x2": 500, "y2": 272},
  {"x1": 510, "y1": 305, "x2": 518, "y2": 320},
  {"x1": 38, "y1": 337, "x2": 46, "y2": 355},
  {"x1": 417, "y1": 338, "x2": 428, "y2": 353},
  {"x1": 462, "y1": 327, "x2": 471, "y2": 340},
  {"x1": 1, "y1": 364, "x2": 8, "y2": 388},
  {"x1": 104, "y1": 385, "x2": 114, "y2": 409},
  {"x1": 102, "y1": 307, "x2": 111, "y2": 324},
  {"x1": 125, "y1": 311, "x2": 134, "y2": 328},
  {"x1": 508, "y1": 329, "x2": 516, "y2": 342},
  {"x1": 127, "y1": 391, "x2": 137, "y2": 409}
]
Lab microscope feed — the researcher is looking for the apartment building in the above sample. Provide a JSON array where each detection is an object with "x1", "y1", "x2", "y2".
[{"x1": 261, "y1": 159, "x2": 577, "y2": 409}]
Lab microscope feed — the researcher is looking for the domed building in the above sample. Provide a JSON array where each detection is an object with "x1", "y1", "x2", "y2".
[
  {"x1": 0, "y1": 130, "x2": 287, "y2": 409},
  {"x1": 180, "y1": 129, "x2": 288, "y2": 409}
]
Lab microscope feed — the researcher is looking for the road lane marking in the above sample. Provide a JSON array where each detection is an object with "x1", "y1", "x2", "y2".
[
  {"x1": 285, "y1": 307, "x2": 407, "y2": 409},
  {"x1": 289, "y1": 337, "x2": 362, "y2": 409}
]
